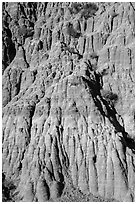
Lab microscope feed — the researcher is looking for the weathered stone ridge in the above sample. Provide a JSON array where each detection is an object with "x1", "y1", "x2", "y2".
[{"x1": 2, "y1": 2, "x2": 135, "y2": 202}]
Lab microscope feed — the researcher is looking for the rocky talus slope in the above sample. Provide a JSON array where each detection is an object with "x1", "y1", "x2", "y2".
[{"x1": 2, "y1": 2, "x2": 135, "y2": 202}]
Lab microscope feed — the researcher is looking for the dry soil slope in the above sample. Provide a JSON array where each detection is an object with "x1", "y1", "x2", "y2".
[{"x1": 2, "y1": 2, "x2": 135, "y2": 202}]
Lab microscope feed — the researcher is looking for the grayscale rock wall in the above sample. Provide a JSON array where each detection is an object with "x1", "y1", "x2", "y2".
[{"x1": 2, "y1": 2, "x2": 135, "y2": 202}]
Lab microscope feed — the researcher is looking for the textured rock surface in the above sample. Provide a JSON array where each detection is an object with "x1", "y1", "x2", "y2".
[{"x1": 2, "y1": 2, "x2": 135, "y2": 202}]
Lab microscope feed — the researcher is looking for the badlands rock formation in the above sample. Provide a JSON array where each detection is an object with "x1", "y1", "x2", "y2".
[{"x1": 2, "y1": 2, "x2": 135, "y2": 202}]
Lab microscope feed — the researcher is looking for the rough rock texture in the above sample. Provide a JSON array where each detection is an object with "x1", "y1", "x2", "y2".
[{"x1": 2, "y1": 2, "x2": 135, "y2": 202}]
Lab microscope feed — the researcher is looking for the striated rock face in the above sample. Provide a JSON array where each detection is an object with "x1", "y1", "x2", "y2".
[{"x1": 2, "y1": 2, "x2": 135, "y2": 202}]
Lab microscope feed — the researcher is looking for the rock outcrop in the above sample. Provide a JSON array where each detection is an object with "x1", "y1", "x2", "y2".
[{"x1": 2, "y1": 2, "x2": 135, "y2": 202}]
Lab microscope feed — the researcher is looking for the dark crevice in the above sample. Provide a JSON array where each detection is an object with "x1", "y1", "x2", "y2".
[
  {"x1": 110, "y1": 18, "x2": 114, "y2": 32},
  {"x1": 26, "y1": 104, "x2": 36, "y2": 146},
  {"x1": 91, "y1": 35, "x2": 94, "y2": 52},
  {"x1": 32, "y1": 69, "x2": 38, "y2": 82},
  {"x1": 2, "y1": 27, "x2": 16, "y2": 71},
  {"x1": 93, "y1": 155, "x2": 97, "y2": 163},
  {"x1": 15, "y1": 71, "x2": 23, "y2": 96},
  {"x1": 100, "y1": 95, "x2": 125, "y2": 132},
  {"x1": 130, "y1": 2, "x2": 135, "y2": 11},
  {"x1": 17, "y1": 161, "x2": 22, "y2": 171},
  {"x1": 82, "y1": 37, "x2": 86, "y2": 54},
  {"x1": 110, "y1": 14, "x2": 118, "y2": 32},
  {"x1": 108, "y1": 48, "x2": 110, "y2": 61},
  {"x1": 98, "y1": 94, "x2": 134, "y2": 152},
  {"x1": 61, "y1": 41, "x2": 83, "y2": 59},
  {"x1": 83, "y1": 20, "x2": 87, "y2": 31},
  {"x1": 22, "y1": 46, "x2": 29, "y2": 67},
  {"x1": 83, "y1": 66, "x2": 135, "y2": 153},
  {"x1": 123, "y1": 133, "x2": 135, "y2": 153}
]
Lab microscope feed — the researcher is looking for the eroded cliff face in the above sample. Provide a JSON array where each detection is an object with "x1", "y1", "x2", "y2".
[{"x1": 2, "y1": 2, "x2": 135, "y2": 202}]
